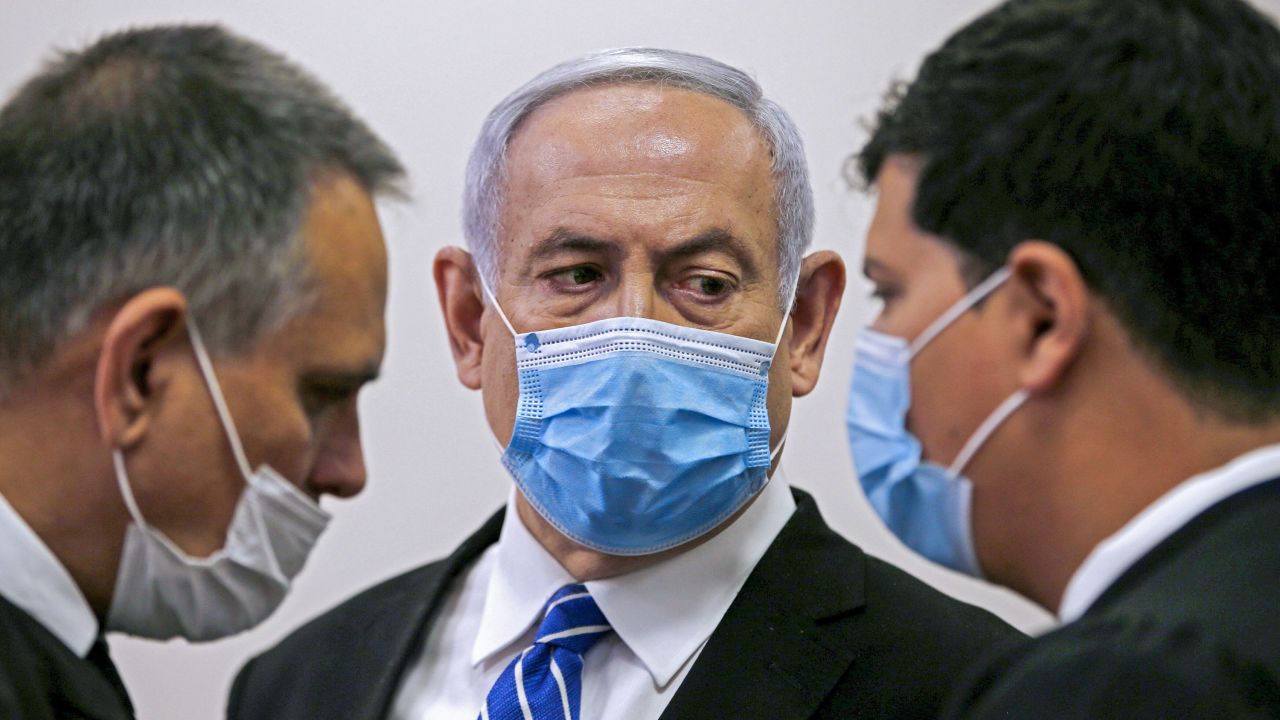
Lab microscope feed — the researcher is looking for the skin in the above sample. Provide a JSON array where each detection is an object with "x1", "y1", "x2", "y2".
[
  {"x1": 865, "y1": 154, "x2": 1280, "y2": 609},
  {"x1": 436, "y1": 84, "x2": 845, "y2": 582},
  {"x1": 0, "y1": 172, "x2": 388, "y2": 618}
]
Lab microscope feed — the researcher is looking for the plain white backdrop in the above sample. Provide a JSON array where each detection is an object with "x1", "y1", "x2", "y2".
[{"x1": 3, "y1": 1, "x2": 1274, "y2": 717}]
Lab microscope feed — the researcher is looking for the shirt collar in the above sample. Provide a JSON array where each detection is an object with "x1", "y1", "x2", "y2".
[
  {"x1": 1058, "y1": 442, "x2": 1280, "y2": 622},
  {"x1": 472, "y1": 469, "x2": 796, "y2": 688},
  {"x1": 0, "y1": 490, "x2": 99, "y2": 657}
]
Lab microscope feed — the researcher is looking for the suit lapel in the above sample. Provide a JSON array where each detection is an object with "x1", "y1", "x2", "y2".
[
  {"x1": 659, "y1": 490, "x2": 867, "y2": 720},
  {"x1": 358, "y1": 508, "x2": 506, "y2": 719}
]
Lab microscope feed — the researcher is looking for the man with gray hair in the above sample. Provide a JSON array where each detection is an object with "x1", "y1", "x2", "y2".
[
  {"x1": 0, "y1": 25, "x2": 403, "y2": 719},
  {"x1": 230, "y1": 48, "x2": 1019, "y2": 720}
]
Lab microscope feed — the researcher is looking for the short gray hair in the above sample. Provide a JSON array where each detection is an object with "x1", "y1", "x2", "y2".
[
  {"x1": 462, "y1": 47, "x2": 813, "y2": 308},
  {"x1": 0, "y1": 24, "x2": 404, "y2": 392}
]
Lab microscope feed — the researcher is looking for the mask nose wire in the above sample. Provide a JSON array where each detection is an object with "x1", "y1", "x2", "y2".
[
  {"x1": 907, "y1": 266, "x2": 1013, "y2": 359},
  {"x1": 186, "y1": 319, "x2": 256, "y2": 481}
]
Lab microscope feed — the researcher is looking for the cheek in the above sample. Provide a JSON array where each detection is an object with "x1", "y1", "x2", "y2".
[
  {"x1": 481, "y1": 336, "x2": 520, "y2": 446},
  {"x1": 237, "y1": 389, "x2": 315, "y2": 483},
  {"x1": 908, "y1": 343, "x2": 1006, "y2": 464}
]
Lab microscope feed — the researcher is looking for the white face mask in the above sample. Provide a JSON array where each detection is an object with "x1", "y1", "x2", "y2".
[{"x1": 105, "y1": 320, "x2": 331, "y2": 642}]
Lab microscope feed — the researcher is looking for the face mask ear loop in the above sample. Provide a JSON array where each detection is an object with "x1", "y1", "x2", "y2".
[
  {"x1": 908, "y1": 266, "x2": 1013, "y2": 359},
  {"x1": 112, "y1": 450, "x2": 149, "y2": 528},
  {"x1": 476, "y1": 271, "x2": 519, "y2": 338},
  {"x1": 186, "y1": 319, "x2": 255, "y2": 482},
  {"x1": 770, "y1": 269, "x2": 804, "y2": 352},
  {"x1": 769, "y1": 430, "x2": 788, "y2": 462},
  {"x1": 765, "y1": 273, "x2": 801, "y2": 466},
  {"x1": 946, "y1": 388, "x2": 1030, "y2": 478}
]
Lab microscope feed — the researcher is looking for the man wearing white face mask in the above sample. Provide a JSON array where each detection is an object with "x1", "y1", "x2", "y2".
[
  {"x1": 0, "y1": 25, "x2": 403, "y2": 718},
  {"x1": 849, "y1": 0, "x2": 1280, "y2": 716},
  {"x1": 231, "y1": 48, "x2": 1021, "y2": 720}
]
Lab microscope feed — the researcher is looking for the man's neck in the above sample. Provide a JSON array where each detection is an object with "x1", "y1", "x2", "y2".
[
  {"x1": 993, "y1": 375, "x2": 1280, "y2": 609},
  {"x1": 0, "y1": 383, "x2": 124, "y2": 620}
]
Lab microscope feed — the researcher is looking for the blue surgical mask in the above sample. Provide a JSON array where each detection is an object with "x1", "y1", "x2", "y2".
[
  {"x1": 481, "y1": 279, "x2": 790, "y2": 556},
  {"x1": 846, "y1": 267, "x2": 1028, "y2": 576}
]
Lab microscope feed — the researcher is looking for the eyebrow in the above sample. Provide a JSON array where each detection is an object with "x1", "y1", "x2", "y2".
[
  {"x1": 660, "y1": 228, "x2": 761, "y2": 280},
  {"x1": 863, "y1": 257, "x2": 891, "y2": 280},
  {"x1": 528, "y1": 228, "x2": 617, "y2": 264},
  {"x1": 526, "y1": 226, "x2": 761, "y2": 278}
]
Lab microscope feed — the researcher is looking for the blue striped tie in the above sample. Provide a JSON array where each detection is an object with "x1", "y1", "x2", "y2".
[{"x1": 479, "y1": 584, "x2": 613, "y2": 720}]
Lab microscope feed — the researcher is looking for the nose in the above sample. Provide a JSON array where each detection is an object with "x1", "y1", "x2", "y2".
[
  {"x1": 617, "y1": 270, "x2": 657, "y2": 319},
  {"x1": 306, "y1": 403, "x2": 367, "y2": 500}
]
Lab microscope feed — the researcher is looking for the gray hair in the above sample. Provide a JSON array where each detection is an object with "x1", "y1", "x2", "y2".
[
  {"x1": 0, "y1": 24, "x2": 405, "y2": 392},
  {"x1": 462, "y1": 47, "x2": 813, "y2": 308}
]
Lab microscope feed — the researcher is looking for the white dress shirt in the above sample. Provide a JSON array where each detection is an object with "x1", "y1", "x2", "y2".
[
  {"x1": 0, "y1": 489, "x2": 98, "y2": 657},
  {"x1": 1059, "y1": 442, "x2": 1280, "y2": 622},
  {"x1": 391, "y1": 469, "x2": 797, "y2": 720}
]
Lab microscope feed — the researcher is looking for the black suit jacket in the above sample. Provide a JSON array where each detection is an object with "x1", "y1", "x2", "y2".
[
  {"x1": 229, "y1": 489, "x2": 1024, "y2": 719},
  {"x1": 0, "y1": 595, "x2": 133, "y2": 720},
  {"x1": 944, "y1": 477, "x2": 1280, "y2": 718}
]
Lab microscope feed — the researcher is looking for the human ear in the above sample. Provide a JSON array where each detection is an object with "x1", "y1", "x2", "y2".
[
  {"x1": 787, "y1": 250, "x2": 846, "y2": 397},
  {"x1": 93, "y1": 288, "x2": 189, "y2": 449},
  {"x1": 433, "y1": 246, "x2": 489, "y2": 390},
  {"x1": 1005, "y1": 241, "x2": 1091, "y2": 393}
]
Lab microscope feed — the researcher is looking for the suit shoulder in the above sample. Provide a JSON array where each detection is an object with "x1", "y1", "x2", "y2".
[
  {"x1": 862, "y1": 553, "x2": 1024, "y2": 646},
  {"x1": 254, "y1": 557, "x2": 448, "y2": 663},
  {"x1": 946, "y1": 616, "x2": 1280, "y2": 719},
  {"x1": 229, "y1": 557, "x2": 453, "y2": 719}
]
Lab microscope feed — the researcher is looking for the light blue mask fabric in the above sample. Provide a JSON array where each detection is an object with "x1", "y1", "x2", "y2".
[
  {"x1": 846, "y1": 268, "x2": 1027, "y2": 576},
  {"x1": 482, "y1": 285, "x2": 789, "y2": 556}
]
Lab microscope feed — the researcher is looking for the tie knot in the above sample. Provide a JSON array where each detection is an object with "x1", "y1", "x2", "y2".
[{"x1": 534, "y1": 583, "x2": 611, "y2": 653}]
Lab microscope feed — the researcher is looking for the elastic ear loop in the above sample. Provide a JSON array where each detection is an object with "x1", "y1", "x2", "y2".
[
  {"x1": 901, "y1": 267, "x2": 1028, "y2": 478},
  {"x1": 112, "y1": 450, "x2": 149, "y2": 528},
  {"x1": 908, "y1": 266, "x2": 1012, "y2": 359},
  {"x1": 111, "y1": 319, "x2": 256, "y2": 531},
  {"x1": 764, "y1": 268, "x2": 804, "y2": 461},
  {"x1": 946, "y1": 389, "x2": 1029, "y2": 478},
  {"x1": 771, "y1": 269, "x2": 803, "y2": 349},
  {"x1": 476, "y1": 272, "x2": 519, "y2": 338},
  {"x1": 186, "y1": 320, "x2": 256, "y2": 481}
]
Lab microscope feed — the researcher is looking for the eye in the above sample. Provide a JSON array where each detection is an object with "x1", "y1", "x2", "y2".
[
  {"x1": 546, "y1": 265, "x2": 603, "y2": 291},
  {"x1": 301, "y1": 382, "x2": 359, "y2": 417},
  {"x1": 692, "y1": 276, "x2": 730, "y2": 296},
  {"x1": 870, "y1": 283, "x2": 900, "y2": 304},
  {"x1": 676, "y1": 272, "x2": 736, "y2": 301}
]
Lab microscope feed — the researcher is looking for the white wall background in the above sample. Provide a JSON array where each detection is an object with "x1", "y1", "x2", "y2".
[{"x1": 4, "y1": 1, "x2": 1273, "y2": 717}]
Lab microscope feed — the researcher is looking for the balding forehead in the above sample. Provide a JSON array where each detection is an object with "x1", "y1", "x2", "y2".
[{"x1": 504, "y1": 83, "x2": 773, "y2": 192}]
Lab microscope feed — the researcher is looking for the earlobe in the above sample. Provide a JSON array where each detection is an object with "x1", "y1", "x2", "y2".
[
  {"x1": 787, "y1": 250, "x2": 847, "y2": 397},
  {"x1": 93, "y1": 288, "x2": 189, "y2": 449},
  {"x1": 1007, "y1": 241, "x2": 1090, "y2": 394},
  {"x1": 433, "y1": 246, "x2": 488, "y2": 390}
]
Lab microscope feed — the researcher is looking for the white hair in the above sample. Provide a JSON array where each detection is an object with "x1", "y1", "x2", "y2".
[{"x1": 462, "y1": 47, "x2": 814, "y2": 308}]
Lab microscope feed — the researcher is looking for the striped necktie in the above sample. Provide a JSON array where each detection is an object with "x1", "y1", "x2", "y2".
[{"x1": 479, "y1": 583, "x2": 612, "y2": 720}]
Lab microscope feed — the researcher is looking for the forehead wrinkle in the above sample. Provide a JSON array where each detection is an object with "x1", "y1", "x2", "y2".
[
  {"x1": 513, "y1": 171, "x2": 757, "y2": 208},
  {"x1": 505, "y1": 86, "x2": 772, "y2": 190}
]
